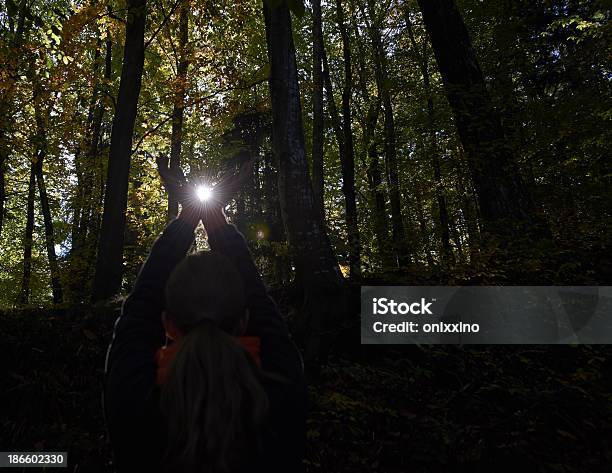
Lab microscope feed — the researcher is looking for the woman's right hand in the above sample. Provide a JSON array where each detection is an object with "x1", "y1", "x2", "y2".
[{"x1": 200, "y1": 158, "x2": 255, "y2": 233}]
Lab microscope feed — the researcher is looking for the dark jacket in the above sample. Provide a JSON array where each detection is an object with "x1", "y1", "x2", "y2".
[{"x1": 104, "y1": 219, "x2": 307, "y2": 473}]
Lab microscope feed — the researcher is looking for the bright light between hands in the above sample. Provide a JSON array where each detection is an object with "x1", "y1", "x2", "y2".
[{"x1": 196, "y1": 185, "x2": 213, "y2": 202}]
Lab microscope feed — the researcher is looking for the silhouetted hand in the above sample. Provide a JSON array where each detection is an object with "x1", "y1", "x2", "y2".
[
  {"x1": 155, "y1": 153, "x2": 189, "y2": 205},
  {"x1": 155, "y1": 152, "x2": 255, "y2": 231},
  {"x1": 207, "y1": 158, "x2": 255, "y2": 208},
  {"x1": 200, "y1": 158, "x2": 255, "y2": 233}
]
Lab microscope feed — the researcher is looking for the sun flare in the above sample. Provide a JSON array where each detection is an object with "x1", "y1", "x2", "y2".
[{"x1": 196, "y1": 185, "x2": 213, "y2": 202}]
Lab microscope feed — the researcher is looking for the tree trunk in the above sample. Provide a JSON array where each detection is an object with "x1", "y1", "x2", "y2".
[
  {"x1": 364, "y1": 103, "x2": 394, "y2": 270},
  {"x1": 320, "y1": 2, "x2": 361, "y2": 278},
  {"x1": 405, "y1": 12, "x2": 453, "y2": 264},
  {"x1": 85, "y1": 34, "x2": 114, "y2": 279},
  {"x1": 352, "y1": 18, "x2": 393, "y2": 271},
  {"x1": 18, "y1": 163, "x2": 36, "y2": 305},
  {"x1": 417, "y1": 0, "x2": 541, "y2": 233},
  {"x1": 262, "y1": 0, "x2": 345, "y2": 364},
  {"x1": 0, "y1": 152, "x2": 5, "y2": 238},
  {"x1": 334, "y1": 0, "x2": 361, "y2": 279},
  {"x1": 366, "y1": 0, "x2": 409, "y2": 268},
  {"x1": 70, "y1": 37, "x2": 109, "y2": 299},
  {"x1": 92, "y1": 0, "x2": 147, "y2": 301},
  {"x1": 454, "y1": 146, "x2": 480, "y2": 261},
  {"x1": 263, "y1": 149, "x2": 290, "y2": 285},
  {"x1": 414, "y1": 189, "x2": 435, "y2": 266},
  {"x1": 32, "y1": 81, "x2": 63, "y2": 304},
  {"x1": 167, "y1": 1, "x2": 189, "y2": 221},
  {"x1": 0, "y1": 0, "x2": 29, "y2": 240},
  {"x1": 321, "y1": 46, "x2": 344, "y2": 157},
  {"x1": 311, "y1": 0, "x2": 325, "y2": 219}
]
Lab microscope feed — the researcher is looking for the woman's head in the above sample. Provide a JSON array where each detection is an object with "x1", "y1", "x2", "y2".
[
  {"x1": 160, "y1": 251, "x2": 268, "y2": 473},
  {"x1": 164, "y1": 251, "x2": 247, "y2": 337}
]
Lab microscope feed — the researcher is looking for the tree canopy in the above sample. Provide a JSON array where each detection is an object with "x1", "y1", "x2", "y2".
[{"x1": 0, "y1": 0, "x2": 610, "y2": 307}]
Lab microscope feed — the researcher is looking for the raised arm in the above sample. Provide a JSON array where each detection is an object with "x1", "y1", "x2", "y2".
[
  {"x1": 203, "y1": 206, "x2": 303, "y2": 382},
  {"x1": 205, "y1": 208, "x2": 288, "y2": 339},
  {"x1": 122, "y1": 210, "x2": 198, "y2": 325},
  {"x1": 104, "y1": 210, "x2": 198, "y2": 473},
  {"x1": 105, "y1": 210, "x2": 198, "y2": 382}
]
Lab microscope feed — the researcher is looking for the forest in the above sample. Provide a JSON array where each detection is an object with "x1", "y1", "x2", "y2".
[{"x1": 1, "y1": 0, "x2": 611, "y2": 471}]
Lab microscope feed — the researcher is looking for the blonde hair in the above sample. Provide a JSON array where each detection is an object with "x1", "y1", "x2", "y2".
[{"x1": 161, "y1": 252, "x2": 268, "y2": 472}]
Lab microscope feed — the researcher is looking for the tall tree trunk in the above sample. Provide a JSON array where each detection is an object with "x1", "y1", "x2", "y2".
[
  {"x1": 32, "y1": 79, "x2": 63, "y2": 304},
  {"x1": 85, "y1": 34, "x2": 114, "y2": 281},
  {"x1": 311, "y1": 0, "x2": 325, "y2": 219},
  {"x1": 366, "y1": 0, "x2": 409, "y2": 268},
  {"x1": 454, "y1": 146, "x2": 480, "y2": 261},
  {"x1": 321, "y1": 46, "x2": 344, "y2": 158},
  {"x1": 0, "y1": 0, "x2": 30, "y2": 240},
  {"x1": 167, "y1": 1, "x2": 189, "y2": 221},
  {"x1": 263, "y1": 149, "x2": 290, "y2": 285},
  {"x1": 0, "y1": 128, "x2": 8, "y2": 240},
  {"x1": 262, "y1": 0, "x2": 345, "y2": 364},
  {"x1": 92, "y1": 0, "x2": 147, "y2": 301},
  {"x1": 19, "y1": 163, "x2": 36, "y2": 305},
  {"x1": 414, "y1": 189, "x2": 435, "y2": 266},
  {"x1": 417, "y1": 0, "x2": 542, "y2": 234},
  {"x1": 70, "y1": 37, "x2": 108, "y2": 299},
  {"x1": 405, "y1": 12, "x2": 453, "y2": 264},
  {"x1": 334, "y1": 0, "x2": 361, "y2": 279},
  {"x1": 320, "y1": 2, "x2": 361, "y2": 278},
  {"x1": 364, "y1": 102, "x2": 394, "y2": 270},
  {"x1": 35, "y1": 158, "x2": 63, "y2": 304},
  {"x1": 352, "y1": 17, "x2": 393, "y2": 271},
  {"x1": 0, "y1": 152, "x2": 5, "y2": 238}
]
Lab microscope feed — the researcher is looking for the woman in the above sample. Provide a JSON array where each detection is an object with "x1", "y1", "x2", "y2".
[{"x1": 104, "y1": 158, "x2": 307, "y2": 473}]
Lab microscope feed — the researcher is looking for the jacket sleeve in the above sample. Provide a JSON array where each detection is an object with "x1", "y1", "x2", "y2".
[
  {"x1": 106, "y1": 218, "x2": 196, "y2": 371},
  {"x1": 207, "y1": 223, "x2": 304, "y2": 382},
  {"x1": 104, "y1": 218, "x2": 196, "y2": 472}
]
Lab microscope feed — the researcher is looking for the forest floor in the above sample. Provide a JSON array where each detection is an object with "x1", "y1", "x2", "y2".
[{"x1": 1, "y1": 306, "x2": 611, "y2": 473}]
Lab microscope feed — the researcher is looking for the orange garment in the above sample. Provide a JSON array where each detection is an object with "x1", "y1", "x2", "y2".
[{"x1": 155, "y1": 336, "x2": 261, "y2": 386}]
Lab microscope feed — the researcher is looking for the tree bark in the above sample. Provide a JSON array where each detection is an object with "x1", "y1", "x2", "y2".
[
  {"x1": 0, "y1": 152, "x2": 5, "y2": 238},
  {"x1": 366, "y1": 0, "x2": 409, "y2": 268},
  {"x1": 262, "y1": 0, "x2": 345, "y2": 364},
  {"x1": 92, "y1": 0, "x2": 147, "y2": 301},
  {"x1": 414, "y1": 188, "x2": 435, "y2": 266},
  {"x1": 18, "y1": 163, "x2": 36, "y2": 305},
  {"x1": 263, "y1": 149, "x2": 290, "y2": 285},
  {"x1": 334, "y1": 0, "x2": 361, "y2": 279},
  {"x1": 85, "y1": 34, "x2": 114, "y2": 277},
  {"x1": 405, "y1": 12, "x2": 453, "y2": 264},
  {"x1": 454, "y1": 146, "x2": 480, "y2": 261},
  {"x1": 32, "y1": 78, "x2": 63, "y2": 304},
  {"x1": 364, "y1": 101, "x2": 394, "y2": 269},
  {"x1": 417, "y1": 0, "x2": 541, "y2": 232},
  {"x1": 0, "y1": 0, "x2": 30, "y2": 240},
  {"x1": 352, "y1": 17, "x2": 393, "y2": 271},
  {"x1": 320, "y1": 1, "x2": 361, "y2": 278},
  {"x1": 311, "y1": 0, "x2": 325, "y2": 219},
  {"x1": 321, "y1": 45, "x2": 344, "y2": 156},
  {"x1": 70, "y1": 36, "x2": 110, "y2": 299},
  {"x1": 167, "y1": 0, "x2": 189, "y2": 221}
]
